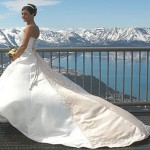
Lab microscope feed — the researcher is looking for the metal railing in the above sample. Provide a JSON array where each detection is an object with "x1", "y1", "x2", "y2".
[{"x1": 0, "y1": 47, "x2": 150, "y2": 104}]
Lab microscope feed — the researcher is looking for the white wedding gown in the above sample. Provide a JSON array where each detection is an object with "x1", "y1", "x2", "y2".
[{"x1": 0, "y1": 34, "x2": 150, "y2": 149}]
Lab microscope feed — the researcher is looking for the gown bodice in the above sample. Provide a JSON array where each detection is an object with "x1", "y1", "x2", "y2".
[
  {"x1": 18, "y1": 31, "x2": 36, "y2": 52},
  {"x1": 25, "y1": 37, "x2": 36, "y2": 51}
]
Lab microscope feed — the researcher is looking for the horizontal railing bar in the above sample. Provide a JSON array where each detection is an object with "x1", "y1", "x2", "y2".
[
  {"x1": 113, "y1": 102, "x2": 150, "y2": 106},
  {"x1": 1, "y1": 47, "x2": 150, "y2": 52},
  {"x1": 37, "y1": 47, "x2": 150, "y2": 51}
]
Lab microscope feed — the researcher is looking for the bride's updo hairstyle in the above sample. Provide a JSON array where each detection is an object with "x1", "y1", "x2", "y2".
[{"x1": 22, "y1": 4, "x2": 37, "y2": 16}]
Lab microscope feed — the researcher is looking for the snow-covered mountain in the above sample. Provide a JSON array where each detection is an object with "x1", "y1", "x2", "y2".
[{"x1": 0, "y1": 27, "x2": 150, "y2": 48}]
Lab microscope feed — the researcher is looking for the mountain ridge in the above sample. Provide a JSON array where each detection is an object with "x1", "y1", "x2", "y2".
[{"x1": 0, "y1": 27, "x2": 150, "y2": 48}]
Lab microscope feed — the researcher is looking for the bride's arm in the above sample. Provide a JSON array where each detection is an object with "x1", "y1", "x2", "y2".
[{"x1": 12, "y1": 26, "x2": 34, "y2": 61}]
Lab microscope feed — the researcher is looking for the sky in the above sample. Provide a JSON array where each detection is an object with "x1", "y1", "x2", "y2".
[{"x1": 0, "y1": 0, "x2": 150, "y2": 29}]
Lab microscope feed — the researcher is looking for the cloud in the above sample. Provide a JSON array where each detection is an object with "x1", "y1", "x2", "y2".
[
  {"x1": 0, "y1": 15, "x2": 7, "y2": 19},
  {"x1": 0, "y1": 13, "x2": 14, "y2": 20},
  {"x1": 2, "y1": 0, "x2": 61, "y2": 12}
]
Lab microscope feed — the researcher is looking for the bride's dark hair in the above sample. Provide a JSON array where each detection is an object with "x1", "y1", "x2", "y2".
[{"x1": 22, "y1": 4, "x2": 37, "y2": 16}]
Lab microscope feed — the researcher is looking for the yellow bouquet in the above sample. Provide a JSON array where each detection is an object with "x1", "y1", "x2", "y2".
[{"x1": 6, "y1": 47, "x2": 18, "y2": 58}]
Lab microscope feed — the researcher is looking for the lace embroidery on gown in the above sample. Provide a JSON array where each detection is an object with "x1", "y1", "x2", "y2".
[{"x1": 0, "y1": 33, "x2": 150, "y2": 149}]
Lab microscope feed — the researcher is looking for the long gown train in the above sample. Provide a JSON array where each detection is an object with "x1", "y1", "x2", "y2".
[{"x1": 0, "y1": 36, "x2": 150, "y2": 149}]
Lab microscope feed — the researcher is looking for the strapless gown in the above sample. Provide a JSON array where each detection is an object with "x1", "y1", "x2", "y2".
[{"x1": 0, "y1": 37, "x2": 150, "y2": 149}]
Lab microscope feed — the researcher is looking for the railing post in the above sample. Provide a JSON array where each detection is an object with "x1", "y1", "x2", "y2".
[
  {"x1": 106, "y1": 51, "x2": 109, "y2": 100},
  {"x1": 0, "y1": 52, "x2": 3, "y2": 74},
  {"x1": 82, "y1": 51, "x2": 85, "y2": 89},
  {"x1": 99, "y1": 52, "x2": 101, "y2": 97},
  {"x1": 50, "y1": 51, "x2": 52, "y2": 68},
  {"x1": 122, "y1": 50, "x2": 125, "y2": 102},
  {"x1": 146, "y1": 51, "x2": 149, "y2": 101},
  {"x1": 91, "y1": 51, "x2": 93, "y2": 94},
  {"x1": 130, "y1": 51, "x2": 133, "y2": 101},
  {"x1": 66, "y1": 51, "x2": 69, "y2": 77},
  {"x1": 138, "y1": 51, "x2": 141, "y2": 100},
  {"x1": 114, "y1": 51, "x2": 117, "y2": 102},
  {"x1": 58, "y1": 51, "x2": 61, "y2": 73},
  {"x1": 74, "y1": 51, "x2": 77, "y2": 83}
]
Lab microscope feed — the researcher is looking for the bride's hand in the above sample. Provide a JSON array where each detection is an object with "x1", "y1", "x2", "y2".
[{"x1": 10, "y1": 54, "x2": 17, "y2": 61}]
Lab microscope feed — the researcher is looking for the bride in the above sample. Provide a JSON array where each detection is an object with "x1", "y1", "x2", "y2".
[{"x1": 0, "y1": 4, "x2": 150, "y2": 149}]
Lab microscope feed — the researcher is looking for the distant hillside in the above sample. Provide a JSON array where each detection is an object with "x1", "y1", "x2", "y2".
[
  {"x1": 0, "y1": 27, "x2": 150, "y2": 48},
  {"x1": 64, "y1": 73, "x2": 138, "y2": 102}
]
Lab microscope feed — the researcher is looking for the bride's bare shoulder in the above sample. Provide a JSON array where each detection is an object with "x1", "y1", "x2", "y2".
[
  {"x1": 25, "y1": 25, "x2": 38, "y2": 31},
  {"x1": 24, "y1": 25, "x2": 39, "y2": 38}
]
